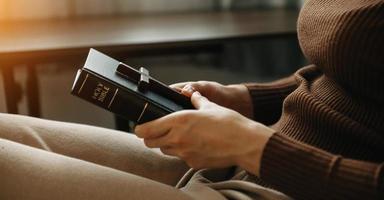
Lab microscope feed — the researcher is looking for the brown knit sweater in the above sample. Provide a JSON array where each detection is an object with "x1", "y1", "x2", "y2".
[{"x1": 245, "y1": 1, "x2": 384, "y2": 199}]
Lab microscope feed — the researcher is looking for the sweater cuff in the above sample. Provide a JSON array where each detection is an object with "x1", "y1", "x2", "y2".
[
  {"x1": 260, "y1": 133, "x2": 334, "y2": 198},
  {"x1": 260, "y1": 133, "x2": 384, "y2": 200}
]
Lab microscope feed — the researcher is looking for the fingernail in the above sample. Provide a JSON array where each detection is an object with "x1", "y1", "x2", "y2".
[
  {"x1": 182, "y1": 85, "x2": 196, "y2": 97},
  {"x1": 183, "y1": 85, "x2": 195, "y2": 94}
]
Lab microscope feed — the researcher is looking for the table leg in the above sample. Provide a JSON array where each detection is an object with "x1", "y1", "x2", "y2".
[
  {"x1": 26, "y1": 65, "x2": 41, "y2": 117},
  {"x1": 1, "y1": 64, "x2": 21, "y2": 114}
]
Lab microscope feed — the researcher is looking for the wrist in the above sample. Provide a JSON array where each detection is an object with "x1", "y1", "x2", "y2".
[{"x1": 236, "y1": 122, "x2": 275, "y2": 176}]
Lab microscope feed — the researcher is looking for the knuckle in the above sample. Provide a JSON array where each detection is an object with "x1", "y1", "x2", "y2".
[{"x1": 143, "y1": 139, "x2": 154, "y2": 148}]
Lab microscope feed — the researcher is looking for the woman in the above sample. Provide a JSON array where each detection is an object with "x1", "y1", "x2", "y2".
[{"x1": 1, "y1": 0, "x2": 383, "y2": 199}]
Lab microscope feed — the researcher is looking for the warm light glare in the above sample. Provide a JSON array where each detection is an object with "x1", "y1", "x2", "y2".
[
  {"x1": 1, "y1": 0, "x2": 302, "y2": 22},
  {"x1": 0, "y1": 0, "x2": 69, "y2": 21},
  {"x1": 0, "y1": 0, "x2": 222, "y2": 22}
]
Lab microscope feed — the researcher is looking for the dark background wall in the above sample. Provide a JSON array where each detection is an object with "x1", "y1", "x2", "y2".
[{"x1": 0, "y1": 1, "x2": 306, "y2": 130}]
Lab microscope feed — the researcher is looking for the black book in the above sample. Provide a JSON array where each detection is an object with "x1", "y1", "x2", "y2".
[{"x1": 71, "y1": 49, "x2": 194, "y2": 124}]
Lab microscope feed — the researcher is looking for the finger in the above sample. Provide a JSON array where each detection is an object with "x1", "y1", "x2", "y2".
[
  {"x1": 191, "y1": 91, "x2": 211, "y2": 109},
  {"x1": 171, "y1": 82, "x2": 213, "y2": 98},
  {"x1": 169, "y1": 82, "x2": 191, "y2": 90},
  {"x1": 181, "y1": 84, "x2": 196, "y2": 97},
  {"x1": 134, "y1": 111, "x2": 187, "y2": 139},
  {"x1": 143, "y1": 132, "x2": 173, "y2": 148},
  {"x1": 173, "y1": 87, "x2": 182, "y2": 93},
  {"x1": 170, "y1": 82, "x2": 193, "y2": 97},
  {"x1": 160, "y1": 147, "x2": 179, "y2": 157},
  {"x1": 171, "y1": 82, "x2": 208, "y2": 94},
  {"x1": 134, "y1": 116, "x2": 174, "y2": 139}
]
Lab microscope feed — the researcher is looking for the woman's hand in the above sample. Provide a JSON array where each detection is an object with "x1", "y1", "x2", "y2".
[
  {"x1": 170, "y1": 81, "x2": 253, "y2": 119},
  {"x1": 134, "y1": 91, "x2": 275, "y2": 176}
]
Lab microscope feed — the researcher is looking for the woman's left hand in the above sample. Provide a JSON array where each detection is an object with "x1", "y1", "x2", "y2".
[{"x1": 134, "y1": 91, "x2": 275, "y2": 176}]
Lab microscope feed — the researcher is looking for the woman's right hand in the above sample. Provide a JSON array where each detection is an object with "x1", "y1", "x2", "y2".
[{"x1": 170, "y1": 81, "x2": 253, "y2": 118}]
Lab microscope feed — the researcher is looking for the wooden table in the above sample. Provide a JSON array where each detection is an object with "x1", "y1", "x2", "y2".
[{"x1": 0, "y1": 9, "x2": 298, "y2": 117}]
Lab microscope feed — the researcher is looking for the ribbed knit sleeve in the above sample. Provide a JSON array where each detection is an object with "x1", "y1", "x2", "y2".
[
  {"x1": 243, "y1": 76, "x2": 298, "y2": 125},
  {"x1": 251, "y1": 1, "x2": 384, "y2": 199},
  {"x1": 260, "y1": 133, "x2": 384, "y2": 200}
]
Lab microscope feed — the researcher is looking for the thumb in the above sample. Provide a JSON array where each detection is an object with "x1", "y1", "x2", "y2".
[{"x1": 191, "y1": 91, "x2": 210, "y2": 109}]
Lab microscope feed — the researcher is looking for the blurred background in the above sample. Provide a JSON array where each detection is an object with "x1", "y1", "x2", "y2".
[
  {"x1": 0, "y1": 0, "x2": 306, "y2": 131},
  {"x1": 0, "y1": 0, "x2": 303, "y2": 20}
]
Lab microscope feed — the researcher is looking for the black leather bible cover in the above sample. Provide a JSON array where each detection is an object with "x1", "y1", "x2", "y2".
[{"x1": 71, "y1": 49, "x2": 193, "y2": 124}]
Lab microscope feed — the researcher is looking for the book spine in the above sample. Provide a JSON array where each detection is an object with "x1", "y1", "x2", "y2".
[{"x1": 71, "y1": 69, "x2": 170, "y2": 124}]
